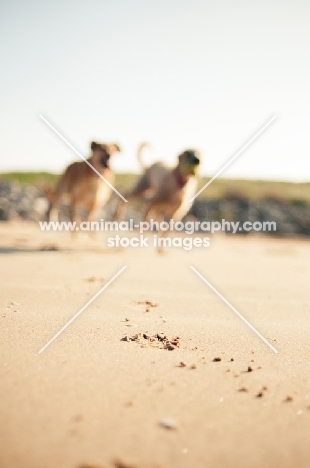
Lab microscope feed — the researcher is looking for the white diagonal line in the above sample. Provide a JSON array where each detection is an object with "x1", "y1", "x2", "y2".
[
  {"x1": 38, "y1": 266, "x2": 127, "y2": 354},
  {"x1": 39, "y1": 114, "x2": 128, "y2": 202},
  {"x1": 190, "y1": 266, "x2": 278, "y2": 353},
  {"x1": 189, "y1": 115, "x2": 277, "y2": 202}
]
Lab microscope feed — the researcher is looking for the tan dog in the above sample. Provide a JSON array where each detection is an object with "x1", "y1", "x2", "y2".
[
  {"x1": 115, "y1": 143, "x2": 200, "y2": 224},
  {"x1": 48, "y1": 141, "x2": 120, "y2": 223}
]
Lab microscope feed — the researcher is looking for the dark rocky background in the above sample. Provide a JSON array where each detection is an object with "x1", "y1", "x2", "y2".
[{"x1": 1, "y1": 177, "x2": 309, "y2": 237}]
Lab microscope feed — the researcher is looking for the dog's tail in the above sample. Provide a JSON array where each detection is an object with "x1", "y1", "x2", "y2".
[{"x1": 137, "y1": 142, "x2": 149, "y2": 170}]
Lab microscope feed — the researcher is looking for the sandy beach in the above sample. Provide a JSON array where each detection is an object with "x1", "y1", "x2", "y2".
[{"x1": 0, "y1": 221, "x2": 309, "y2": 468}]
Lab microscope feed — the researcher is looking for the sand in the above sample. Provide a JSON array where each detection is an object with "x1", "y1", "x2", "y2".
[{"x1": 0, "y1": 221, "x2": 310, "y2": 468}]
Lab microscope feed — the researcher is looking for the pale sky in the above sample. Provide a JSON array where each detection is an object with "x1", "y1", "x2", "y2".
[{"x1": 1, "y1": 0, "x2": 310, "y2": 181}]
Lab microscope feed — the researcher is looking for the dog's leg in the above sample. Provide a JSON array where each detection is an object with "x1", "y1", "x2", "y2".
[
  {"x1": 141, "y1": 200, "x2": 156, "y2": 223},
  {"x1": 48, "y1": 198, "x2": 60, "y2": 222},
  {"x1": 68, "y1": 199, "x2": 79, "y2": 236},
  {"x1": 146, "y1": 204, "x2": 180, "y2": 254},
  {"x1": 113, "y1": 173, "x2": 151, "y2": 221},
  {"x1": 47, "y1": 176, "x2": 67, "y2": 222},
  {"x1": 113, "y1": 198, "x2": 127, "y2": 221},
  {"x1": 141, "y1": 201, "x2": 168, "y2": 254},
  {"x1": 86, "y1": 202, "x2": 100, "y2": 238},
  {"x1": 148, "y1": 211, "x2": 168, "y2": 255},
  {"x1": 157, "y1": 217, "x2": 171, "y2": 254},
  {"x1": 156, "y1": 212, "x2": 184, "y2": 254}
]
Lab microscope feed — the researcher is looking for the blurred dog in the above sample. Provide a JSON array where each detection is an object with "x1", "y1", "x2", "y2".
[
  {"x1": 114, "y1": 143, "x2": 200, "y2": 224},
  {"x1": 47, "y1": 141, "x2": 120, "y2": 223}
]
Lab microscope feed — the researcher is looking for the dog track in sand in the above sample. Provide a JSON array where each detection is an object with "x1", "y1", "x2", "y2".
[
  {"x1": 79, "y1": 459, "x2": 160, "y2": 468},
  {"x1": 133, "y1": 300, "x2": 159, "y2": 313},
  {"x1": 121, "y1": 332, "x2": 180, "y2": 351}
]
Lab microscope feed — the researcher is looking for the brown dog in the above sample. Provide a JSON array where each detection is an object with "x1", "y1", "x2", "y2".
[
  {"x1": 47, "y1": 141, "x2": 120, "y2": 223},
  {"x1": 114, "y1": 143, "x2": 200, "y2": 224}
]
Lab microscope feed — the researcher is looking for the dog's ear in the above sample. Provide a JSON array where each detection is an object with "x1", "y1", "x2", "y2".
[
  {"x1": 109, "y1": 143, "x2": 121, "y2": 154},
  {"x1": 91, "y1": 141, "x2": 98, "y2": 150},
  {"x1": 179, "y1": 150, "x2": 191, "y2": 159}
]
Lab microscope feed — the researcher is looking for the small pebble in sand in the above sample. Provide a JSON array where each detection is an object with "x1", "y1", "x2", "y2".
[
  {"x1": 136, "y1": 300, "x2": 158, "y2": 308},
  {"x1": 160, "y1": 418, "x2": 178, "y2": 430},
  {"x1": 179, "y1": 362, "x2": 186, "y2": 367},
  {"x1": 190, "y1": 364, "x2": 197, "y2": 369},
  {"x1": 165, "y1": 344, "x2": 175, "y2": 351},
  {"x1": 213, "y1": 357, "x2": 221, "y2": 362},
  {"x1": 247, "y1": 366, "x2": 253, "y2": 372},
  {"x1": 256, "y1": 392, "x2": 264, "y2": 398},
  {"x1": 72, "y1": 414, "x2": 83, "y2": 422},
  {"x1": 78, "y1": 464, "x2": 102, "y2": 468},
  {"x1": 262, "y1": 386, "x2": 268, "y2": 391},
  {"x1": 230, "y1": 358, "x2": 234, "y2": 361},
  {"x1": 284, "y1": 396, "x2": 293, "y2": 402},
  {"x1": 239, "y1": 387, "x2": 248, "y2": 392},
  {"x1": 114, "y1": 460, "x2": 138, "y2": 468}
]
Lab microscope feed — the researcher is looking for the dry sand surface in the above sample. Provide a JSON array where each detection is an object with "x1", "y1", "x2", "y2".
[{"x1": 1, "y1": 221, "x2": 310, "y2": 468}]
